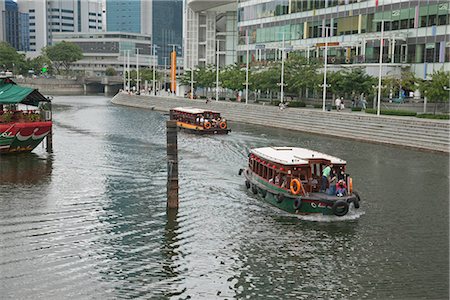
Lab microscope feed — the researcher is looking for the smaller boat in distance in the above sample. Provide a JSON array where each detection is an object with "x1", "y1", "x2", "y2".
[
  {"x1": 239, "y1": 147, "x2": 361, "y2": 217},
  {"x1": 0, "y1": 76, "x2": 52, "y2": 154},
  {"x1": 169, "y1": 107, "x2": 230, "y2": 134}
]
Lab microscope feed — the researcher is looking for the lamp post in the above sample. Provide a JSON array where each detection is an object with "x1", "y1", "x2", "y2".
[
  {"x1": 136, "y1": 48, "x2": 140, "y2": 93},
  {"x1": 216, "y1": 39, "x2": 220, "y2": 101},
  {"x1": 245, "y1": 30, "x2": 250, "y2": 104},
  {"x1": 322, "y1": 27, "x2": 331, "y2": 111},
  {"x1": 127, "y1": 50, "x2": 131, "y2": 92},
  {"x1": 377, "y1": 20, "x2": 386, "y2": 116},
  {"x1": 151, "y1": 44, "x2": 158, "y2": 96},
  {"x1": 163, "y1": 57, "x2": 168, "y2": 92},
  {"x1": 122, "y1": 50, "x2": 128, "y2": 91},
  {"x1": 280, "y1": 32, "x2": 286, "y2": 104}
]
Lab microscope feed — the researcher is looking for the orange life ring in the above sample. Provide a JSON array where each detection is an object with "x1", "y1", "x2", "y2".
[
  {"x1": 348, "y1": 177, "x2": 353, "y2": 193},
  {"x1": 219, "y1": 121, "x2": 227, "y2": 129},
  {"x1": 204, "y1": 121, "x2": 211, "y2": 129},
  {"x1": 290, "y1": 179, "x2": 302, "y2": 195}
]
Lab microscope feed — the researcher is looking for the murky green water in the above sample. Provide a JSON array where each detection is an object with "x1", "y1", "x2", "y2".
[{"x1": 0, "y1": 96, "x2": 448, "y2": 299}]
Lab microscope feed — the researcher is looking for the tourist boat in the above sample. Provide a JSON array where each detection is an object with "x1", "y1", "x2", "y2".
[
  {"x1": 239, "y1": 147, "x2": 361, "y2": 217},
  {"x1": 169, "y1": 107, "x2": 230, "y2": 134},
  {"x1": 0, "y1": 77, "x2": 52, "y2": 154}
]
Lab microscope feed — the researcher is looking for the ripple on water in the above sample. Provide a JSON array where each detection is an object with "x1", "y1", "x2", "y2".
[{"x1": 0, "y1": 96, "x2": 448, "y2": 299}]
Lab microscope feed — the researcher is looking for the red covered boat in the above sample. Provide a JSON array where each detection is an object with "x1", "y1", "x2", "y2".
[{"x1": 0, "y1": 77, "x2": 52, "y2": 154}]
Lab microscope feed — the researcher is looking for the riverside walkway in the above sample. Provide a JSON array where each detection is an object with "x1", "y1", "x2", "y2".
[{"x1": 111, "y1": 93, "x2": 450, "y2": 153}]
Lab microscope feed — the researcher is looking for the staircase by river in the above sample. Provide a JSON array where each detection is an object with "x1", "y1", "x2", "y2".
[{"x1": 112, "y1": 93, "x2": 450, "y2": 153}]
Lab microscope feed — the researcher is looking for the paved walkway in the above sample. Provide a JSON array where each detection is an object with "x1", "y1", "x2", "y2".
[{"x1": 112, "y1": 93, "x2": 450, "y2": 153}]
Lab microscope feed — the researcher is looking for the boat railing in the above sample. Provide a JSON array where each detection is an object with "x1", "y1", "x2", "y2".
[{"x1": 0, "y1": 108, "x2": 51, "y2": 124}]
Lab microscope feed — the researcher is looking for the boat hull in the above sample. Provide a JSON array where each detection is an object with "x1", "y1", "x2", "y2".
[
  {"x1": 0, "y1": 121, "x2": 52, "y2": 154},
  {"x1": 176, "y1": 121, "x2": 230, "y2": 134},
  {"x1": 243, "y1": 168, "x2": 359, "y2": 216}
]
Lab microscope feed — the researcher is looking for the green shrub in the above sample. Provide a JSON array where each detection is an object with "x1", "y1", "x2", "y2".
[
  {"x1": 229, "y1": 97, "x2": 236, "y2": 102},
  {"x1": 288, "y1": 101, "x2": 306, "y2": 108},
  {"x1": 0, "y1": 112, "x2": 13, "y2": 123},
  {"x1": 313, "y1": 104, "x2": 322, "y2": 109},
  {"x1": 270, "y1": 100, "x2": 281, "y2": 106},
  {"x1": 365, "y1": 108, "x2": 417, "y2": 116},
  {"x1": 416, "y1": 113, "x2": 450, "y2": 120},
  {"x1": 351, "y1": 107, "x2": 363, "y2": 111}
]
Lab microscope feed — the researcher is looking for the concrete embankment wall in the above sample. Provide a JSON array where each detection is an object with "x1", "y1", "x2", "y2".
[
  {"x1": 15, "y1": 78, "x2": 84, "y2": 95},
  {"x1": 112, "y1": 93, "x2": 450, "y2": 153}
]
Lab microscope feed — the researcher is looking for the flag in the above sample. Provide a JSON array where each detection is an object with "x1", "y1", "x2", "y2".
[
  {"x1": 375, "y1": 0, "x2": 379, "y2": 7},
  {"x1": 414, "y1": 5, "x2": 419, "y2": 28}
]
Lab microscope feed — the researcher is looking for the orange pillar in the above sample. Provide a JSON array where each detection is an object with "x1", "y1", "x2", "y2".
[{"x1": 171, "y1": 51, "x2": 177, "y2": 93}]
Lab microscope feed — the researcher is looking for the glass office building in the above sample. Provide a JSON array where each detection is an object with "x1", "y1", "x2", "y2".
[
  {"x1": 152, "y1": 0, "x2": 182, "y2": 65},
  {"x1": 106, "y1": 0, "x2": 141, "y2": 33},
  {"x1": 237, "y1": 0, "x2": 450, "y2": 78}
]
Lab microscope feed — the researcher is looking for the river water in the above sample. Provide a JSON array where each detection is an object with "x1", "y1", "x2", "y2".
[{"x1": 0, "y1": 95, "x2": 448, "y2": 299}]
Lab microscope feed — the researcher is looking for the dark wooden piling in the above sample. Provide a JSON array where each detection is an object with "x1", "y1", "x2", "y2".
[
  {"x1": 45, "y1": 102, "x2": 53, "y2": 153},
  {"x1": 46, "y1": 128, "x2": 53, "y2": 153},
  {"x1": 166, "y1": 120, "x2": 179, "y2": 208}
]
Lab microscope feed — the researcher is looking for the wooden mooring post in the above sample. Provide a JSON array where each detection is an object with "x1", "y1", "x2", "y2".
[
  {"x1": 166, "y1": 120, "x2": 179, "y2": 208},
  {"x1": 45, "y1": 102, "x2": 53, "y2": 153}
]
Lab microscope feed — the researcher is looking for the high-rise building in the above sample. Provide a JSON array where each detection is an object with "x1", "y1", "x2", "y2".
[
  {"x1": 105, "y1": 0, "x2": 182, "y2": 66},
  {"x1": 17, "y1": 0, "x2": 103, "y2": 53},
  {"x1": 152, "y1": 0, "x2": 182, "y2": 65},
  {"x1": 0, "y1": 0, "x2": 29, "y2": 51},
  {"x1": 184, "y1": 0, "x2": 238, "y2": 70},
  {"x1": 105, "y1": 0, "x2": 152, "y2": 35},
  {"x1": 237, "y1": 0, "x2": 450, "y2": 79}
]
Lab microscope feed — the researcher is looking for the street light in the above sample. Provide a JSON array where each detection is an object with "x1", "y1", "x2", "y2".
[
  {"x1": 151, "y1": 44, "x2": 158, "y2": 96},
  {"x1": 245, "y1": 30, "x2": 250, "y2": 104},
  {"x1": 321, "y1": 26, "x2": 331, "y2": 111},
  {"x1": 216, "y1": 38, "x2": 221, "y2": 101},
  {"x1": 136, "y1": 48, "x2": 141, "y2": 94},
  {"x1": 374, "y1": 19, "x2": 389, "y2": 116}
]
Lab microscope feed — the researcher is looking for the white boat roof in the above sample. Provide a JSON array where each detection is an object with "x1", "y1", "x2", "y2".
[
  {"x1": 172, "y1": 107, "x2": 219, "y2": 114},
  {"x1": 251, "y1": 147, "x2": 346, "y2": 166}
]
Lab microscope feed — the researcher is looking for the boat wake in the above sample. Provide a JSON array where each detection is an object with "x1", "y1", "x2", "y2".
[{"x1": 295, "y1": 207, "x2": 365, "y2": 222}]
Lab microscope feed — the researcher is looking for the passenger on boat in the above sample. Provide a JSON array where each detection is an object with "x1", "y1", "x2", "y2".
[
  {"x1": 338, "y1": 167, "x2": 346, "y2": 181},
  {"x1": 321, "y1": 163, "x2": 333, "y2": 192},
  {"x1": 281, "y1": 176, "x2": 287, "y2": 188},
  {"x1": 328, "y1": 169, "x2": 337, "y2": 195},
  {"x1": 274, "y1": 173, "x2": 281, "y2": 185},
  {"x1": 336, "y1": 180, "x2": 347, "y2": 197}
]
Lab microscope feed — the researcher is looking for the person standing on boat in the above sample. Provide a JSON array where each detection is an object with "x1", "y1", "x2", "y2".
[
  {"x1": 328, "y1": 169, "x2": 337, "y2": 195},
  {"x1": 321, "y1": 163, "x2": 333, "y2": 192}
]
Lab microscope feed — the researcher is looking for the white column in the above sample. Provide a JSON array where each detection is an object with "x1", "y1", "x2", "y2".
[
  {"x1": 377, "y1": 21, "x2": 385, "y2": 116},
  {"x1": 245, "y1": 30, "x2": 250, "y2": 105},
  {"x1": 280, "y1": 32, "x2": 286, "y2": 104},
  {"x1": 136, "y1": 48, "x2": 140, "y2": 93},
  {"x1": 322, "y1": 28, "x2": 329, "y2": 111},
  {"x1": 216, "y1": 39, "x2": 220, "y2": 101}
]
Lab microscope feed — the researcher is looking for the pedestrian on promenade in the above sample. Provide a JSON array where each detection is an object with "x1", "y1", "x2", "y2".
[
  {"x1": 335, "y1": 97, "x2": 341, "y2": 111},
  {"x1": 340, "y1": 97, "x2": 345, "y2": 110}
]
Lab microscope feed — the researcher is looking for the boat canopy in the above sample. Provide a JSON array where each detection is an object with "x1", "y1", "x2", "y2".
[
  {"x1": 172, "y1": 107, "x2": 219, "y2": 115},
  {"x1": 0, "y1": 78, "x2": 49, "y2": 106},
  {"x1": 251, "y1": 147, "x2": 346, "y2": 166}
]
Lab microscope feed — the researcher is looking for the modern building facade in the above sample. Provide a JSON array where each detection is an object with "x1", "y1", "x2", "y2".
[
  {"x1": 17, "y1": 0, "x2": 103, "y2": 53},
  {"x1": 105, "y1": 0, "x2": 182, "y2": 66},
  {"x1": 237, "y1": 0, "x2": 450, "y2": 79},
  {"x1": 52, "y1": 32, "x2": 155, "y2": 76},
  {"x1": 152, "y1": 0, "x2": 182, "y2": 65},
  {"x1": 105, "y1": 0, "x2": 152, "y2": 35},
  {"x1": 184, "y1": 0, "x2": 238, "y2": 70},
  {"x1": 0, "y1": 0, "x2": 29, "y2": 51}
]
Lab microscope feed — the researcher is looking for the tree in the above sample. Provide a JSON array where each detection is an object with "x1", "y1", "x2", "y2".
[
  {"x1": 250, "y1": 67, "x2": 280, "y2": 98},
  {"x1": 0, "y1": 42, "x2": 27, "y2": 74},
  {"x1": 419, "y1": 70, "x2": 450, "y2": 114},
  {"x1": 44, "y1": 41, "x2": 83, "y2": 74},
  {"x1": 220, "y1": 64, "x2": 246, "y2": 93},
  {"x1": 105, "y1": 67, "x2": 117, "y2": 76},
  {"x1": 195, "y1": 65, "x2": 216, "y2": 95},
  {"x1": 284, "y1": 53, "x2": 321, "y2": 98},
  {"x1": 328, "y1": 68, "x2": 376, "y2": 100},
  {"x1": 25, "y1": 55, "x2": 52, "y2": 76}
]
